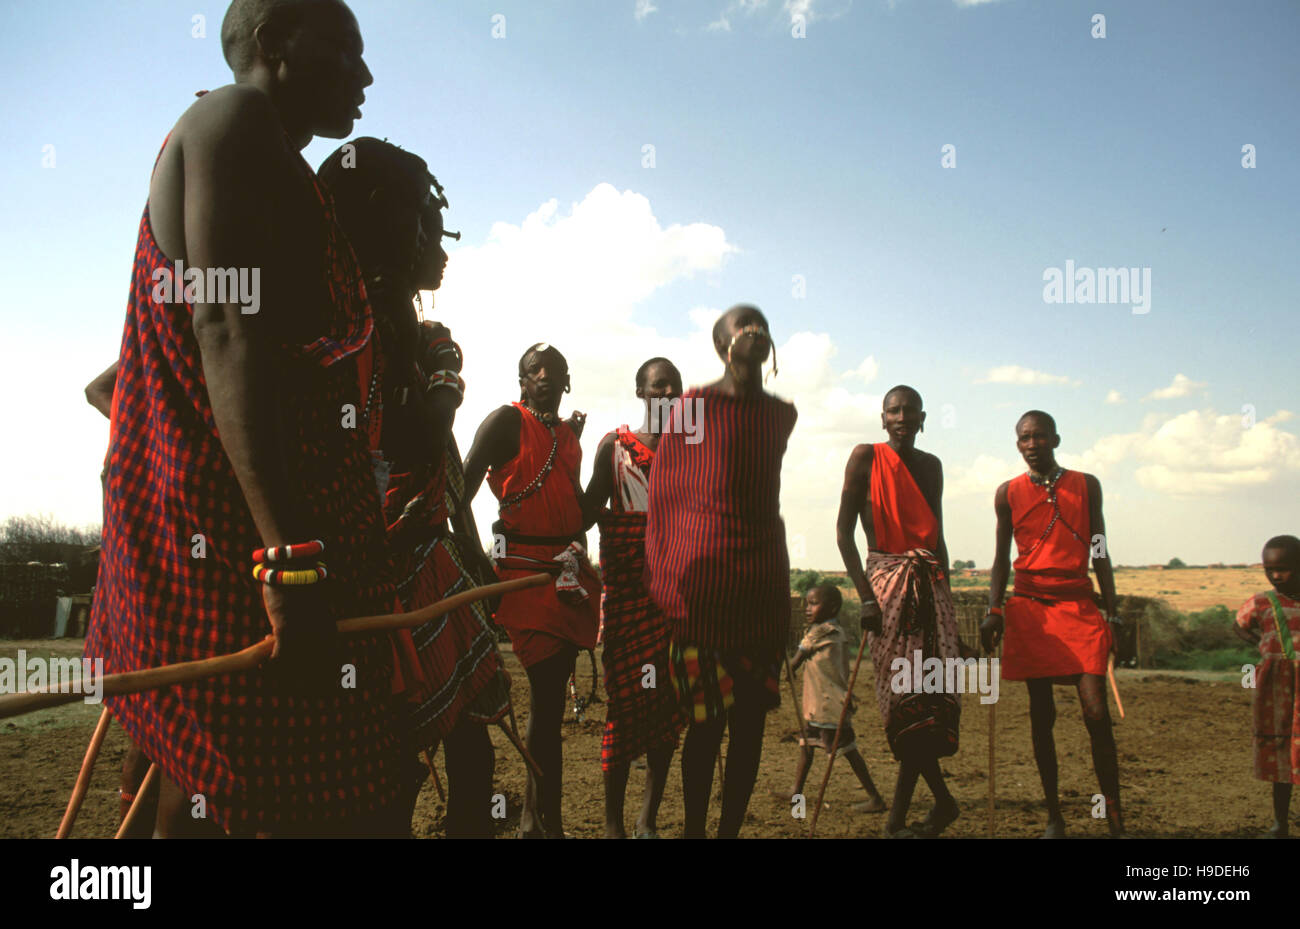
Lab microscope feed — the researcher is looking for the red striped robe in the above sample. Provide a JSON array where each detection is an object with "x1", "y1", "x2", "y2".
[{"x1": 645, "y1": 386, "x2": 797, "y2": 653}]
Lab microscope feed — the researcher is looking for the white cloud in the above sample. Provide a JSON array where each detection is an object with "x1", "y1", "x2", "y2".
[
  {"x1": 975, "y1": 364, "x2": 1079, "y2": 387},
  {"x1": 1144, "y1": 372, "x2": 1206, "y2": 400},
  {"x1": 784, "y1": 0, "x2": 815, "y2": 23},
  {"x1": 945, "y1": 454, "x2": 1020, "y2": 498},
  {"x1": 841, "y1": 355, "x2": 879, "y2": 386},
  {"x1": 1055, "y1": 409, "x2": 1300, "y2": 495},
  {"x1": 635, "y1": 0, "x2": 658, "y2": 21},
  {"x1": 954, "y1": 0, "x2": 1004, "y2": 6},
  {"x1": 434, "y1": 183, "x2": 889, "y2": 564},
  {"x1": 1105, "y1": 389, "x2": 1124, "y2": 404}
]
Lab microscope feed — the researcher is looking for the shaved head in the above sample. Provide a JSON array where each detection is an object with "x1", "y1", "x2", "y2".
[
  {"x1": 1017, "y1": 409, "x2": 1057, "y2": 435},
  {"x1": 221, "y1": 0, "x2": 347, "y2": 75},
  {"x1": 1264, "y1": 535, "x2": 1300, "y2": 564},
  {"x1": 883, "y1": 384, "x2": 923, "y2": 410}
]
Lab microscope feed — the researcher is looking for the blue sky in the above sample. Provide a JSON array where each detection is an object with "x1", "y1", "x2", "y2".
[{"x1": 1, "y1": 0, "x2": 1297, "y2": 569}]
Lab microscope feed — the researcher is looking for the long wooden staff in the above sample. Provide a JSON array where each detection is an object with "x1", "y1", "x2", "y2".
[
  {"x1": 1107, "y1": 654, "x2": 1125, "y2": 720},
  {"x1": 114, "y1": 763, "x2": 158, "y2": 839},
  {"x1": 423, "y1": 748, "x2": 447, "y2": 803},
  {"x1": 807, "y1": 629, "x2": 871, "y2": 838},
  {"x1": 783, "y1": 650, "x2": 805, "y2": 738},
  {"x1": 0, "y1": 573, "x2": 550, "y2": 720},
  {"x1": 987, "y1": 637, "x2": 999, "y2": 837},
  {"x1": 55, "y1": 706, "x2": 113, "y2": 838}
]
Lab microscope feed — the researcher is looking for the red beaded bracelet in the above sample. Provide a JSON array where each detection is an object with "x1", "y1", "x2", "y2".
[
  {"x1": 986, "y1": 605, "x2": 1004, "y2": 616},
  {"x1": 252, "y1": 539, "x2": 325, "y2": 564}
]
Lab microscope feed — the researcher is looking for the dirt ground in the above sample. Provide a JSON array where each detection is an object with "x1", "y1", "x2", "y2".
[{"x1": 0, "y1": 636, "x2": 1283, "y2": 839}]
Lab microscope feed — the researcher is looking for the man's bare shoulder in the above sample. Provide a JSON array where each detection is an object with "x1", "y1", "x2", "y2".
[{"x1": 172, "y1": 84, "x2": 284, "y2": 151}]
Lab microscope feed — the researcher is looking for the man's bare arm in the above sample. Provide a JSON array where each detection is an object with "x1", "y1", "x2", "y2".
[
  {"x1": 462, "y1": 405, "x2": 522, "y2": 518},
  {"x1": 579, "y1": 433, "x2": 616, "y2": 531},
  {"x1": 836, "y1": 445, "x2": 878, "y2": 623},
  {"x1": 982, "y1": 481, "x2": 1013, "y2": 654},
  {"x1": 933, "y1": 457, "x2": 950, "y2": 592},
  {"x1": 183, "y1": 87, "x2": 314, "y2": 551},
  {"x1": 85, "y1": 362, "x2": 118, "y2": 419},
  {"x1": 1086, "y1": 474, "x2": 1118, "y2": 617},
  {"x1": 989, "y1": 482, "x2": 1013, "y2": 609}
]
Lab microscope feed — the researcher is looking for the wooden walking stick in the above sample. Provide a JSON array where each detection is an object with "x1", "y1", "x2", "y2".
[
  {"x1": 114, "y1": 763, "x2": 159, "y2": 839},
  {"x1": 56, "y1": 706, "x2": 113, "y2": 839},
  {"x1": 496, "y1": 718, "x2": 544, "y2": 780},
  {"x1": 987, "y1": 688, "x2": 996, "y2": 837},
  {"x1": 1107, "y1": 654, "x2": 1125, "y2": 720},
  {"x1": 1, "y1": 573, "x2": 551, "y2": 720},
  {"x1": 783, "y1": 650, "x2": 805, "y2": 737},
  {"x1": 807, "y1": 628, "x2": 871, "y2": 838},
  {"x1": 423, "y1": 749, "x2": 447, "y2": 803}
]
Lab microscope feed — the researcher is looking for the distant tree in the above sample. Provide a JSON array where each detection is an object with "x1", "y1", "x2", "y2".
[
  {"x1": 790, "y1": 569, "x2": 825, "y2": 594},
  {"x1": 0, "y1": 514, "x2": 100, "y2": 563},
  {"x1": 1166, "y1": 557, "x2": 1187, "y2": 569}
]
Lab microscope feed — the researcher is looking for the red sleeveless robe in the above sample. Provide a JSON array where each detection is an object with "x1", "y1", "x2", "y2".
[
  {"x1": 486, "y1": 403, "x2": 599, "y2": 668},
  {"x1": 1002, "y1": 470, "x2": 1111, "y2": 680},
  {"x1": 86, "y1": 141, "x2": 402, "y2": 832}
]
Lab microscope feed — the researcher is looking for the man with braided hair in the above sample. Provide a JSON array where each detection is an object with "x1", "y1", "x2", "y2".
[
  {"x1": 464, "y1": 344, "x2": 598, "y2": 837},
  {"x1": 981, "y1": 410, "x2": 1126, "y2": 837},
  {"x1": 318, "y1": 138, "x2": 509, "y2": 838}
]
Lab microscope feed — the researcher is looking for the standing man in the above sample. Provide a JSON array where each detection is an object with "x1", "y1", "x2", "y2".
[
  {"x1": 646, "y1": 304, "x2": 797, "y2": 839},
  {"x1": 581, "y1": 357, "x2": 685, "y2": 839},
  {"x1": 86, "y1": 0, "x2": 406, "y2": 836},
  {"x1": 981, "y1": 410, "x2": 1125, "y2": 838},
  {"x1": 836, "y1": 385, "x2": 962, "y2": 838},
  {"x1": 463, "y1": 343, "x2": 599, "y2": 838}
]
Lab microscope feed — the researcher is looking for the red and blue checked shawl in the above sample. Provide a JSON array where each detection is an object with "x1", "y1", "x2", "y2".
[
  {"x1": 645, "y1": 387, "x2": 797, "y2": 652},
  {"x1": 85, "y1": 143, "x2": 403, "y2": 832}
]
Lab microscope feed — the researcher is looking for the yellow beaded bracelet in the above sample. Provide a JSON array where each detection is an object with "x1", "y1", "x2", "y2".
[{"x1": 252, "y1": 561, "x2": 328, "y2": 587}]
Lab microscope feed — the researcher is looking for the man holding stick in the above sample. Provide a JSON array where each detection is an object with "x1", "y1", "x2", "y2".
[
  {"x1": 835, "y1": 385, "x2": 962, "y2": 838},
  {"x1": 85, "y1": 0, "x2": 407, "y2": 836},
  {"x1": 980, "y1": 410, "x2": 1126, "y2": 838}
]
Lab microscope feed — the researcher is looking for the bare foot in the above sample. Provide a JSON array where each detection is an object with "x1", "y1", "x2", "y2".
[
  {"x1": 1042, "y1": 816, "x2": 1066, "y2": 839},
  {"x1": 911, "y1": 797, "x2": 960, "y2": 837},
  {"x1": 853, "y1": 795, "x2": 888, "y2": 814}
]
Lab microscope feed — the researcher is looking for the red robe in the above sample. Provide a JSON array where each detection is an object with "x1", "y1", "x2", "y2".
[
  {"x1": 86, "y1": 142, "x2": 401, "y2": 832},
  {"x1": 869, "y1": 442, "x2": 939, "y2": 554},
  {"x1": 486, "y1": 403, "x2": 599, "y2": 668},
  {"x1": 645, "y1": 387, "x2": 797, "y2": 653},
  {"x1": 1002, "y1": 470, "x2": 1111, "y2": 680}
]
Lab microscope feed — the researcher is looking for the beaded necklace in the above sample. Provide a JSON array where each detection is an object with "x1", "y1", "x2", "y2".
[
  {"x1": 501, "y1": 405, "x2": 559, "y2": 510},
  {"x1": 1022, "y1": 465, "x2": 1085, "y2": 557}
]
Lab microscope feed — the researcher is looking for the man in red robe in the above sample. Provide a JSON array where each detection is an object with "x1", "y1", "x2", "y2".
[
  {"x1": 981, "y1": 410, "x2": 1125, "y2": 837},
  {"x1": 836, "y1": 385, "x2": 961, "y2": 837},
  {"x1": 646, "y1": 305, "x2": 796, "y2": 839},
  {"x1": 85, "y1": 0, "x2": 407, "y2": 836},
  {"x1": 463, "y1": 343, "x2": 599, "y2": 837}
]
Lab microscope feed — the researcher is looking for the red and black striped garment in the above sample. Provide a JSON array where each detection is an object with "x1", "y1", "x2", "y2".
[
  {"x1": 384, "y1": 447, "x2": 508, "y2": 749},
  {"x1": 597, "y1": 428, "x2": 681, "y2": 771},
  {"x1": 86, "y1": 143, "x2": 403, "y2": 833},
  {"x1": 646, "y1": 386, "x2": 797, "y2": 653}
]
